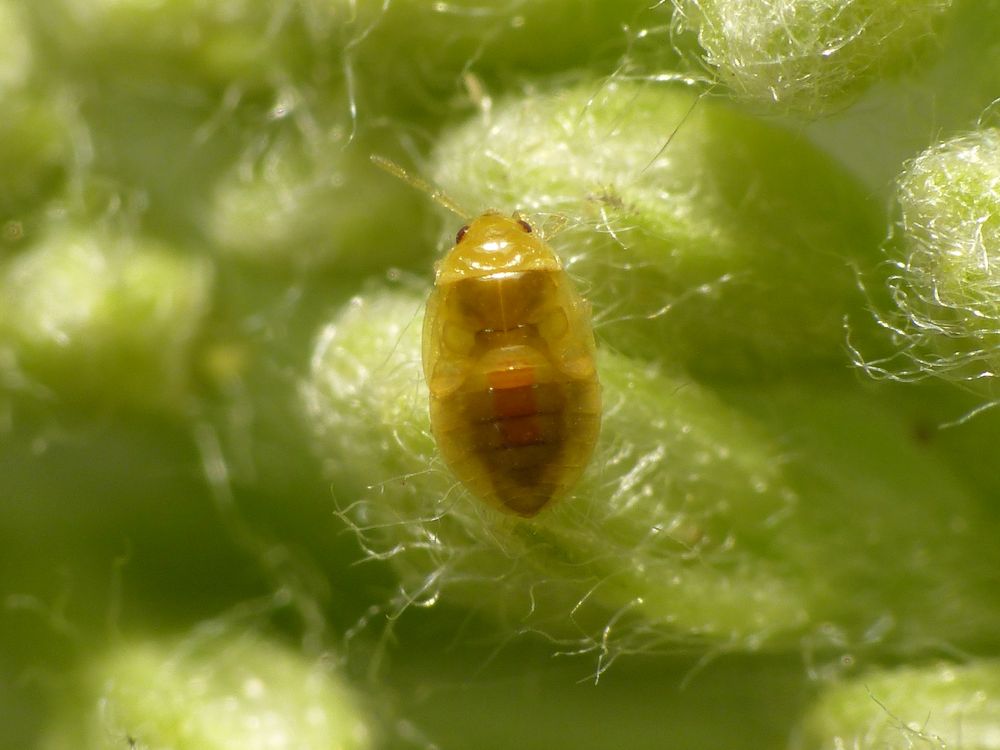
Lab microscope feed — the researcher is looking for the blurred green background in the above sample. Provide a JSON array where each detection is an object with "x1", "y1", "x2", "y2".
[{"x1": 2, "y1": 0, "x2": 1000, "y2": 748}]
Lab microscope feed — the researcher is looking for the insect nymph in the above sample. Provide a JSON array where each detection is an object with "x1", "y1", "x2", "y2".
[{"x1": 374, "y1": 157, "x2": 601, "y2": 517}]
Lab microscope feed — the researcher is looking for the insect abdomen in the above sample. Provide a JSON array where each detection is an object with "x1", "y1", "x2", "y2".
[
  {"x1": 432, "y1": 357, "x2": 599, "y2": 517},
  {"x1": 428, "y1": 275, "x2": 600, "y2": 516}
]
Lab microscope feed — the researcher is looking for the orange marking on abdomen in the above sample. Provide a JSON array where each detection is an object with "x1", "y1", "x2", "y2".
[
  {"x1": 487, "y1": 366, "x2": 536, "y2": 390},
  {"x1": 488, "y1": 369, "x2": 541, "y2": 447}
]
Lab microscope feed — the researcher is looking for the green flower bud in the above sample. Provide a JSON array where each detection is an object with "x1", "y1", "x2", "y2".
[
  {"x1": 43, "y1": 633, "x2": 372, "y2": 750},
  {"x1": 338, "y1": 0, "x2": 662, "y2": 121},
  {"x1": 1, "y1": 227, "x2": 212, "y2": 412},
  {"x1": 208, "y1": 117, "x2": 428, "y2": 273},
  {"x1": 26, "y1": 0, "x2": 338, "y2": 90},
  {"x1": 866, "y1": 127, "x2": 1000, "y2": 382},
  {"x1": 671, "y1": 0, "x2": 954, "y2": 113},
  {"x1": 796, "y1": 660, "x2": 1000, "y2": 749}
]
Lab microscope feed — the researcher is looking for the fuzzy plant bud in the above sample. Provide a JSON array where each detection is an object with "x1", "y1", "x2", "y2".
[
  {"x1": 43, "y1": 633, "x2": 373, "y2": 750},
  {"x1": 795, "y1": 660, "x2": 1000, "y2": 750},
  {"x1": 862, "y1": 127, "x2": 1000, "y2": 383},
  {"x1": 670, "y1": 0, "x2": 955, "y2": 113}
]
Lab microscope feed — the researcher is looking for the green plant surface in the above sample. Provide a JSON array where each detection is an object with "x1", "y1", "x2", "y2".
[
  {"x1": 2, "y1": 0, "x2": 1000, "y2": 749},
  {"x1": 795, "y1": 660, "x2": 1000, "y2": 749},
  {"x1": 306, "y1": 287, "x2": 1000, "y2": 661},
  {"x1": 42, "y1": 632, "x2": 373, "y2": 750},
  {"x1": 669, "y1": 0, "x2": 954, "y2": 114}
]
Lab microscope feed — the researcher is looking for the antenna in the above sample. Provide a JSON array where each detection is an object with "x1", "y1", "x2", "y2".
[{"x1": 371, "y1": 155, "x2": 473, "y2": 220}]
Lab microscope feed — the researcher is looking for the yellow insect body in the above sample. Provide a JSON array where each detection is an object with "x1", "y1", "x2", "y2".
[{"x1": 423, "y1": 213, "x2": 601, "y2": 517}]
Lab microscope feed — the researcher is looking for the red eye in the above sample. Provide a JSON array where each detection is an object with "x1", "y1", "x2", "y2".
[
  {"x1": 517, "y1": 218, "x2": 532, "y2": 233},
  {"x1": 455, "y1": 225, "x2": 469, "y2": 243}
]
